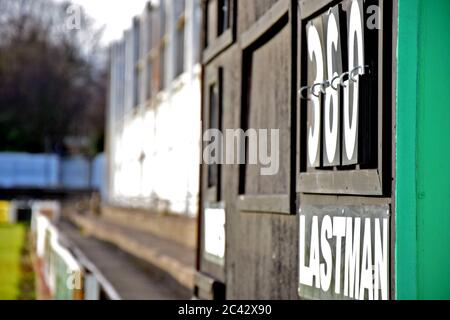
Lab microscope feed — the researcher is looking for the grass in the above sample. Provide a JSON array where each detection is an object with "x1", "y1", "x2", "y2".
[{"x1": 0, "y1": 224, "x2": 26, "y2": 300}]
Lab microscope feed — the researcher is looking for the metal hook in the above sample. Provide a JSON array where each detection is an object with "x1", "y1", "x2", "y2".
[
  {"x1": 350, "y1": 66, "x2": 363, "y2": 82},
  {"x1": 339, "y1": 72, "x2": 349, "y2": 88},
  {"x1": 331, "y1": 75, "x2": 341, "y2": 91},
  {"x1": 311, "y1": 83, "x2": 323, "y2": 97},
  {"x1": 350, "y1": 65, "x2": 369, "y2": 82},
  {"x1": 299, "y1": 86, "x2": 310, "y2": 100}
]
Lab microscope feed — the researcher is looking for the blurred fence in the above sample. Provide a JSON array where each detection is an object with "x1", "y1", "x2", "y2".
[
  {"x1": 31, "y1": 201, "x2": 119, "y2": 300},
  {"x1": 32, "y1": 203, "x2": 87, "y2": 300},
  {"x1": 0, "y1": 153, "x2": 106, "y2": 197}
]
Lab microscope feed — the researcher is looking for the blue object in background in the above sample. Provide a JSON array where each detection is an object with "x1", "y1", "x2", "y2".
[{"x1": 0, "y1": 152, "x2": 106, "y2": 198}]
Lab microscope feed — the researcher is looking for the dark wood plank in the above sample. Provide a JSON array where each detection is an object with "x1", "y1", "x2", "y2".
[
  {"x1": 238, "y1": 195, "x2": 290, "y2": 214},
  {"x1": 239, "y1": 0, "x2": 289, "y2": 49},
  {"x1": 297, "y1": 170, "x2": 383, "y2": 195}
]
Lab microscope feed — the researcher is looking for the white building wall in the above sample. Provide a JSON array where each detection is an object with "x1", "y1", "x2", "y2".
[{"x1": 107, "y1": 0, "x2": 201, "y2": 217}]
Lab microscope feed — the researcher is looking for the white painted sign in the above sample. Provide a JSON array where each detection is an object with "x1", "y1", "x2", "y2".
[
  {"x1": 204, "y1": 207, "x2": 226, "y2": 264},
  {"x1": 298, "y1": 205, "x2": 390, "y2": 300},
  {"x1": 305, "y1": 0, "x2": 369, "y2": 168}
]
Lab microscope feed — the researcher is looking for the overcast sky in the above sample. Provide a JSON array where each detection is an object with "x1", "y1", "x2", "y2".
[{"x1": 59, "y1": 0, "x2": 151, "y2": 45}]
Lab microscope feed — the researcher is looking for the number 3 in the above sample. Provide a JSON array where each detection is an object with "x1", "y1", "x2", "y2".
[{"x1": 306, "y1": 22, "x2": 323, "y2": 168}]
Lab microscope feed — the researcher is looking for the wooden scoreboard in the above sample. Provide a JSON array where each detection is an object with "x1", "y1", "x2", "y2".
[{"x1": 197, "y1": 0, "x2": 395, "y2": 300}]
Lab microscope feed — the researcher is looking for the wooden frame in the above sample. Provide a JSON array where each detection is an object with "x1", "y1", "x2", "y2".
[
  {"x1": 194, "y1": 271, "x2": 226, "y2": 300},
  {"x1": 296, "y1": 0, "x2": 391, "y2": 197},
  {"x1": 195, "y1": 0, "x2": 397, "y2": 301},
  {"x1": 296, "y1": 0, "x2": 396, "y2": 300},
  {"x1": 238, "y1": 194, "x2": 290, "y2": 214},
  {"x1": 202, "y1": 0, "x2": 237, "y2": 64},
  {"x1": 203, "y1": 67, "x2": 223, "y2": 203},
  {"x1": 387, "y1": 0, "x2": 397, "y2": 300},
  {"x1": 198, "y1": 65, "x2": 226, "y2": 281},
  {"x1": 237, "y1": 0, "x2": 294, "y2": 215}
]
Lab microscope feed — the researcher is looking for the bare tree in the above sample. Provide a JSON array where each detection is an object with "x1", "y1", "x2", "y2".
[{"x1": 0, "y1": 0, "x2": 107, "y2": 155}]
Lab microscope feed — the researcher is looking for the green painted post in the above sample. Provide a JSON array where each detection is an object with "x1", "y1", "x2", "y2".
[
  {"x1": 414, "y1": 0, "x2": 450, "y2": 299},
  {"x1": 396, "y1": 0, "x2": 420, "y2": 300},
  {"x1": 397, "y1": 0, "x2": 450, "y2": 299}
]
